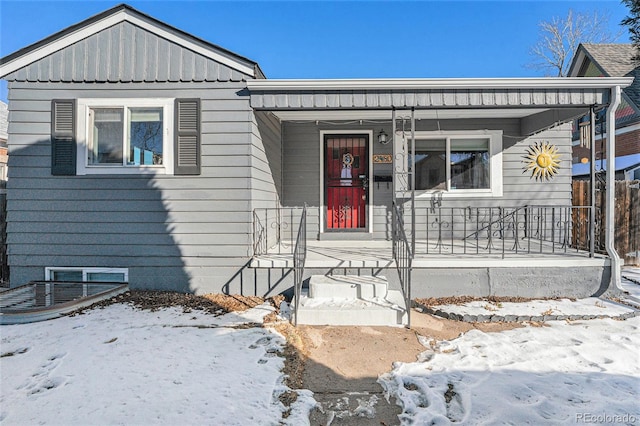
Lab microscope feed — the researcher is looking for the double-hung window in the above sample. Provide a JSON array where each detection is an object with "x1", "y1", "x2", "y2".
[
  {"x1": 405, "y1": 131, "x2": 503, "y2": 197},
  {"x1": 77, "y1": 99, "x2": 174, "y2": 175}
]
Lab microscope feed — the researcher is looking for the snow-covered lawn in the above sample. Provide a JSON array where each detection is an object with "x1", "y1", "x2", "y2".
[
  {"x1": 2, "y1": 294, "x2": 639, "y2": 425},
  {"x1": 380, "y1": 317, "x2": 640, "y2": 425},
  {"x1": 0, "y1": 303, "x2": 313, "y2": 425}
]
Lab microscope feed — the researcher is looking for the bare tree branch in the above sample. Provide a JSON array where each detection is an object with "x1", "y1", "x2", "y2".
[{"x1": 527, "y1": 9, "x2": 621, "y2": 76}]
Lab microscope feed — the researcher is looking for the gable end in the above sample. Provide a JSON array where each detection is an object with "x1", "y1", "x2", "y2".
[
  {"x1": 0, "y1": 4, "x2": 260, "y2": 81},
  {"x1": 4, "y1": 21, "x2": 250, "y2": 83}
]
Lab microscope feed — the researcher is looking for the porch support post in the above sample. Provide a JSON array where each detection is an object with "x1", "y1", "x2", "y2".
[
  {"x1": 589, "y1": 106, "x2": 596, "y2": 257},
  {"x1": 605, "y1": 85, "x2": 622, "y2": 292},
  {"x1": 411, "y1": 107, "x2": 416, "y2": 255},
  {"x1": 392, "y1": 107, "x2": 397, "y2": 258}
]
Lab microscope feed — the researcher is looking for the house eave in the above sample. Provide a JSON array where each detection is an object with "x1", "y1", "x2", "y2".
[{"x1": 246, "y1": 77, "x2": 633, "y2": 91}]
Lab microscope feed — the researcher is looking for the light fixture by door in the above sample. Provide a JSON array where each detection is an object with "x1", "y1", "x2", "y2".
[{"x1": 377, "y1": 129, "x2": 390, "y2": 144}]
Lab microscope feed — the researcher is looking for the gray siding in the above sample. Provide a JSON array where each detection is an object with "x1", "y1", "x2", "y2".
[
  {"x1": 250, "y1": 111, "x2": 283, "y2": 249},
  {"x1": 5, "y1": 22, "x2": 249, "y2": 83},
  {"x1": 282, "y1": 119, "x2": 572, "y2": 240},
  {"x1": 6, "y1": 81, "x2": 271, "y2": 294}
]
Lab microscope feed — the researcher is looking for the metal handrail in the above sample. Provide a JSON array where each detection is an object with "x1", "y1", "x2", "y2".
[
  {"x1": 392, "y1": 202, "x2": 413, "y2": 328},
  {"x1": 293, "y1": 204, "x2": 307, "y2": 326},
  {"x1": 463, "y1": 205, "x2": 528, "y2": 241}
]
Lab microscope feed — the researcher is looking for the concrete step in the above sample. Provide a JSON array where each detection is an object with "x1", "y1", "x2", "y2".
[
  {"x1": 294, "y1": 275, "x2": 407, "y2": 326},
  {"x1": 309, "y1": 275, "x2": 388, "y2": 299}
]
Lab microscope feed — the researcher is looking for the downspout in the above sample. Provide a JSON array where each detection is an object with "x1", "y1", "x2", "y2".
[
  {"x1": 589, "y1": 106, "x2": 595, "y2": 258},
  {"x1": 605, "y1": 85, "x2": 623, "y2": 292}
]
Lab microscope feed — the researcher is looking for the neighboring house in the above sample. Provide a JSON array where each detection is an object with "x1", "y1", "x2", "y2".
[
  {"x1": 569, "y1": 44, "x2": 640, "y2": 180},
  {"x1": 0, "y1": 5, "x2": 631, "y2": 322}
]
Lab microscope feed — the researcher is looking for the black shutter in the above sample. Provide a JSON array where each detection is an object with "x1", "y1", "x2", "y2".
[
  {"x1": 174, "y1": 99, "x2": 201, "y2": 175},
  {"x1": 51, "y1": 99, "x2": 76, "y2": 176}
]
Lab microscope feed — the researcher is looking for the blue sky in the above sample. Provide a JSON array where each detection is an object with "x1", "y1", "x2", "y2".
[{"x1": 0, "y1": 1, "x2": 632, "y2": 101}]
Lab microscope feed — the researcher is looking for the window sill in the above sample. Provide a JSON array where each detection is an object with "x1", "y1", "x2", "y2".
[
  {"x1": 78, "y1": 166, "x2": 171, "y2": 176},
  {"x1": 415, "y1": 189, "x2": 502, "y2": 199}
]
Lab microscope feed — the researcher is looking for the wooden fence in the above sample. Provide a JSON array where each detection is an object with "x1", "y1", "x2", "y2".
[{"x1": 572, "y1": 180, "x2": 640, "y2": 265}]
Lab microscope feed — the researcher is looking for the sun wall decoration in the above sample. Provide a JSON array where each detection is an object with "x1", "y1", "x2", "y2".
[{"x1": 523, "y1": 141, "x2": 561, "y2": 181}]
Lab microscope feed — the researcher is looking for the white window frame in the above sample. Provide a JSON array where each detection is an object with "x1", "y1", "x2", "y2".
[
  {"x1": 407, "y1": 130, "x2": 503, "y2": 198},
  {"x1": 76, "y1": 98, "x2": 174, "y2": 175},
  {"x1": 45, "y1": 267, "x2": 129, "y2": 282},
  {"x1": 625, "y1": 164, "x2": 640, "y2": 181}
]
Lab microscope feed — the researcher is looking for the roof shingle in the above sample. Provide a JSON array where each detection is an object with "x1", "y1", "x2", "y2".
[{"x1": 581, "y1": 43, "x2": 637, "y2": 77}]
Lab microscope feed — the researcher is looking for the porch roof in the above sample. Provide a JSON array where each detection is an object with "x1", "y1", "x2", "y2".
[{"x1": 247, "y1": 77, "x2": 632, "y2": 114}]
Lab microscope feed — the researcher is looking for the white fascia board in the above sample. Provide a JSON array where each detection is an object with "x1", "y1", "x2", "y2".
[
  {"x1": 0, "y1": 10, "x2": 255, "y2": 78},
  {"x1": 246, "y1": 77, "x2": 634, "y2": 91}
]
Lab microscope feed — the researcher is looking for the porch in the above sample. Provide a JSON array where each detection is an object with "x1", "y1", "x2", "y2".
[
  {"x1": 245, "y1": 78, "x2": 629, "y2": 325},
  {"x1": 251, "y1": 204, "x2": 604, "y2": 268},
  {"x1": 251, "y1": 237, "x2": 605, "y2": 269},
  {"x1": 251, "y1": 204, "x2": 610, "y2": 327}
]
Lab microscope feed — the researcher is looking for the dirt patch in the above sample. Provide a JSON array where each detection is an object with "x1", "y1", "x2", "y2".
[
  {"x1": 298, "y1": 309, "x2": 524, "y2": 391},
  {"x1": 273, "y1": 322, "x2": 312, "y2": 390},
  {"x1": 300, "y1": 325, "x2": 426, "y2": 391},
  {"x1": 202, "y1": 294, "x2": 264, "y2": 312},
  {"x1": 68, "y1": 290, "x2": 286, "y2": 318}
]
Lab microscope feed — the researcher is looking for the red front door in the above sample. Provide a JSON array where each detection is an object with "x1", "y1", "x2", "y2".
[{"x1": 325, "y1": 135, "x2": 369, "y2": 230}]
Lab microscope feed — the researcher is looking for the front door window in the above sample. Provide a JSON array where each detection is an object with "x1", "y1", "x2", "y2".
[{"x1": 325, "y1": 135, "x2": 369, "y2": 230}]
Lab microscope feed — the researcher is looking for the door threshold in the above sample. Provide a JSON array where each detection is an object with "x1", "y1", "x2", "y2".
[{"x1": 318, "y1": 232, "x2": 373, "y2": 241}]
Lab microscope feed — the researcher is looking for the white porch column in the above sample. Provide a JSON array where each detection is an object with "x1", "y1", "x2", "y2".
[{"x1": 606, "y1": 85, "x2": 622, "y2": 292}]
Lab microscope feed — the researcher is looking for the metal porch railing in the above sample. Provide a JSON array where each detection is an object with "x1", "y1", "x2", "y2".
[
  {"x1": 411, "y1": 205, "x2": 594, "y2": 258},
  {"x1": 253, "y1": 207, "x2": 306, "y2": 256},
  {"x1": 293, "y1": 204, "x2": 307, "y2": 326},
  {"x1": 392, "y1": 202, "x2": 413, "y2": 328}
]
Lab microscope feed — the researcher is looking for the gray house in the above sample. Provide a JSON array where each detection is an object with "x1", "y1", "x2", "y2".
[{"x1": 0, "y1": 5, "x2": 631, "y2": 325}]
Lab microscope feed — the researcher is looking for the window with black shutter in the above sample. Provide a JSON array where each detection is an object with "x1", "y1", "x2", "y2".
[
  {"x1": 174, "y1": 99, "x2": 201, "y2": 175},
  {"x1": 51, "y1": 99, "x2": 76, "y2": 175}
]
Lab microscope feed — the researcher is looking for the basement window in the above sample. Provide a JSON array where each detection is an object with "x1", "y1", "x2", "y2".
[{"x1": 45, "y1": 267, "x2": 128, "y2": 282}]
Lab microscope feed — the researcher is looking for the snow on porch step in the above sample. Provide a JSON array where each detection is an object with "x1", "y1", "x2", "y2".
[
  {"x1": 294, "y1": 275, "x2": 407, "y2": 327},
  {"x1": 309, "y1": 275, "x2": 388, "y2": 299}
]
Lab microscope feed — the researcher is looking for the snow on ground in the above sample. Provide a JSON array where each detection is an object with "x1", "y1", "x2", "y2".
[
  {"x1": 432, "y1": 297, "x2": 634, "y2": 318},
  {"x1": 622, "y1": 267, "x2": 640, "y2": 301},
  {"x1": 0, "y1": 303, "x2": 315, "y2": 425},
  {"x1": 380, "y1": 316, "x2": 640, "y2": 425}
]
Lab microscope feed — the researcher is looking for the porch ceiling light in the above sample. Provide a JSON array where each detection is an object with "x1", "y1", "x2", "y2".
[{"x1": 377, "y1": 129, "x2": 390, "y2": 145}]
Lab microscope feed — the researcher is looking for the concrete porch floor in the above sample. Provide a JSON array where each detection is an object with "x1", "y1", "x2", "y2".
[{"x1": 250, "y1": 239, "x2": 609, "y2": 269}]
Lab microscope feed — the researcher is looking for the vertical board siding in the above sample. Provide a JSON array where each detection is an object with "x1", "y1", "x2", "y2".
[
  {"x1": 6, "y1": 81, "x2": 261, "y2": 294},
  {"x1": 4, "y1": 22, "x2": 250, "y2": 83},
  {"x1": 281, "y1": 120, "x2": 572, "y2": 239}
]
